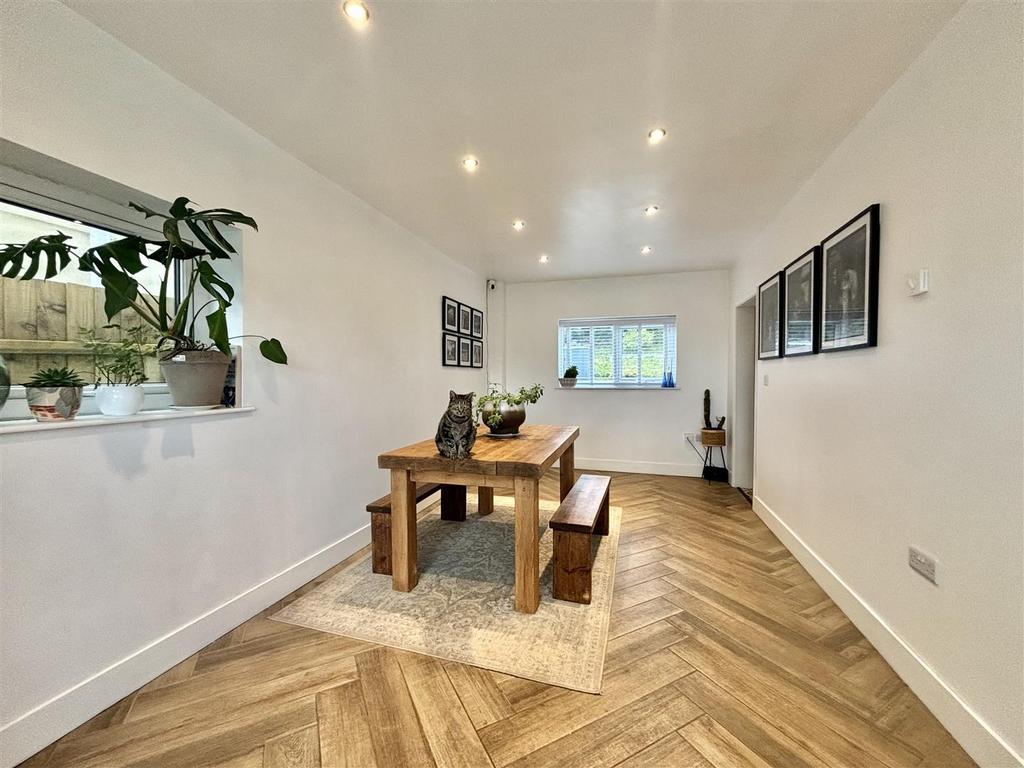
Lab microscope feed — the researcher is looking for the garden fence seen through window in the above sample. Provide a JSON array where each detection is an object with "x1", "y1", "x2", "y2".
[{"x1": 557, "y1": 315, "x2": 677, "y2": 388}]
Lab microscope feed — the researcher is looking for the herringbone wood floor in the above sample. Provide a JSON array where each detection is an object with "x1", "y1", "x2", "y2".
[{"x1": 20, "y1": 472, "x2": 976, "y2": 768}]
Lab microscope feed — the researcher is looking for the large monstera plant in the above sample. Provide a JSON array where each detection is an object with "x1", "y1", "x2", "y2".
[{"x1": 0, "y1": 197, "x2": 286, "y2": 364}]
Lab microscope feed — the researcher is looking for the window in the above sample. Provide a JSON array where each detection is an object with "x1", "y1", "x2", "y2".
[
  {"x1": 0, "y1": 199, "x2": 177, "y2": 387},
  {"x1": 558, "y1": 315, "x2": 677, "y2": 388}
]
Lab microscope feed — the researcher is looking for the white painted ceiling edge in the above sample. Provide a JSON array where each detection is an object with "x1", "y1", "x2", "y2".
[{"x1": 63, "y1": 0, "x2": 961, "y2": 282}]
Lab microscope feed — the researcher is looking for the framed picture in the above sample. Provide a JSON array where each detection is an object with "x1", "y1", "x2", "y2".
[
  {"x1": 458, "y1": 303, "x2": 472, "y2": 336},
  {"x1": 458, "y1": 336, "x2": 473, "y2": 367},
  {"x1": 442, "y1": 332, "x2": 460, "y2": 367},
  {"x1": 471, "y1": 308, "x2": 484, "y2": 339},
  {"x1": 758, "y1": 272, "x2": 784, "y2": 360},
  {"x1": 442, "y1": 296, "x2": 459, "y2": 333},
  {"x1": 783, "y1": 246, "x2": 821, "y2": 356},
  {"x1": 471, "y1": 339, "x2": 483, "y2": 368},
  {"x1": 820, "y1": 204, "x2": 879, "y2": 352}
]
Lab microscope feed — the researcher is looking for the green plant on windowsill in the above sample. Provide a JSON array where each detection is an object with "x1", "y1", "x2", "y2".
[
  {"x1": 476, "y1": 383, "x2": 544, "y2": 434},
  {"x1": 23, "y1": 367, "x2": 87, "y2": 422},
  {"x1": 559, "y1": 365, "x2": 579, "y2": 388},
  {"x1": 81, "y1": 326, "x2": 156, "y2": 387}
]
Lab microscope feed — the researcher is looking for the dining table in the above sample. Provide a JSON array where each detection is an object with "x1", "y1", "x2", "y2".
[{"x1": 377, "y1": 423, "x2": 580, "y2": 613}]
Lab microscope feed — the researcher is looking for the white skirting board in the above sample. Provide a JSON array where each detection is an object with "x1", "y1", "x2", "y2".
[
  {"x1": 0, "y1": 523, "x2": 371, "y2": 767},
  {"x1": 753, "y1": 495, "x2": 1023, "y2": 768},
  {"x1": 574, "y1": 457, "x2": 704, "y2": 477}
]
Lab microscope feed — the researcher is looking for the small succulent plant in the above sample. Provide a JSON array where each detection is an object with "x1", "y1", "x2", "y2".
[
  {"x1": 562, "y1": 365, "x2": 579, "y2": 379},
  {"x1": 24, "y1": 367, "x2": 87, "y2": 388}
]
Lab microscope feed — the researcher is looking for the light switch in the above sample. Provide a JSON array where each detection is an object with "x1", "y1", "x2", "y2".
[
  {"x1": 763, "y1": 374, "x2": 769, "y2": 386},
  {"x1": 907, "y1": 269, "x2": 930, "y2": 296}
]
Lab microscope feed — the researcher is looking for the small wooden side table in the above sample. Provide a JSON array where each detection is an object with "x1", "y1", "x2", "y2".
[{"x1": 700, "y1": 428, "x2": 728, "y2": 484}]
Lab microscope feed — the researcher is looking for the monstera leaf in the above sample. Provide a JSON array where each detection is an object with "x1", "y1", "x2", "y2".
[{"x1": 0, "y1": 234, "x2": 74, "y2": 280}]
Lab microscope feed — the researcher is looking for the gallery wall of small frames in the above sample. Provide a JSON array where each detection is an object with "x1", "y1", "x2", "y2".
[
  {"x1": 442, "y1": 295, "x2": 484, "y2": 368},
  {"x1": 758, "y1": 204, "x2": 880, "y2": 360}
]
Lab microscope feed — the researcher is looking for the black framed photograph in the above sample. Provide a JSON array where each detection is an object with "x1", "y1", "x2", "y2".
[
  {"x1": 442, "y1": 296, "x2": 459, "y2": 333},
  {"x1": 458, "y1": 303, "x2": 472, "y2": 336},
  {"x1": 458, "y1": 335, "x2": 473, "y2": 367},
  {"x1": 442, "y1": 332, "x2": 460, "y2": 367},
  {"x1": 783, "y1": 246, "x2": 821, "y2": 356},
  {"x1": 820, "y1": 204, "x2": 879, "y2": 352},
  {"x1": 758, "y1": 272, "x2": 784, "y2": 360},
  {"x1": 471, "y1": 339, "x2": 483, "y2": 368},
  {"x1": 471, "y1": 308, "x2": 484, "y2": 339}
]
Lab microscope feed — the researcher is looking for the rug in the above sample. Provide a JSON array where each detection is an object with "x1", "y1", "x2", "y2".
[{"x1": 271, "y1": 496, "x2": 620, "y2": 693}]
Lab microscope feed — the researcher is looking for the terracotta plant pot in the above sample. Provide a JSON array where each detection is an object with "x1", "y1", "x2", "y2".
[
  {"x1": 95, "y1": 384, "x2": 145, "y2": 417},
  {"x1": 480, "y1": 402, "x2": 527, "y2": 435},
  {"x1": 558, "y1": 377, "x2": 578, "y2": 388},
  {"x1": 160, "y1": 350, "x2": 230, "y2": 407},
  {"x1": 26, "y1": 386, "x2": 83, "y2": 422}
]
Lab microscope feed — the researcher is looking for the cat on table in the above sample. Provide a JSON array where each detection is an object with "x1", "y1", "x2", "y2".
[{"x1": 435, "y1": 390, "x2": 476, "y2": 459}]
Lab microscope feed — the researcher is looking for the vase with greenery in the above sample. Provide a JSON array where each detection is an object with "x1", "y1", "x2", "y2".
[
  {"x1": 476, "y1": 383, "x2": 544, "y2": 436},
  {"x1": 81, "y1": 326, "x2": 155, "y2": 416},
  {"x1": 559, "y1": 365, "x2": 579, "y2": 388},
  {"x1": 23, "y1": 367, "x2": 86, "y2": 422},
  {"x1": 0, "y1": 197, "x2": 287, "y2": 406}
]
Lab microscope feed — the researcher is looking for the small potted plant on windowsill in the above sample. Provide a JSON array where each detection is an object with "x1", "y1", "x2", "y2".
[
  {"x1": 0, "y1": 197, "x2": 287, "y2": 408},
  {"x1": 559, "y1": 365, "x2": 579, "y2": 388},
  {"x1": 24, "y1": 367, "x2": 86, "y2": 422},
  {"x1": 82, "y1": 326, "x2": 155, "y2": 417},
  {"x1": 477, "y1": 384, "x2": 544, "y2": 437}
]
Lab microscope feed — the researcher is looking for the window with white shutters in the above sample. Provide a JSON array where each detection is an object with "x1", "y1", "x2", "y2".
[{"x1": 557, "y1": 316, "x2": 677, "y2": 388}]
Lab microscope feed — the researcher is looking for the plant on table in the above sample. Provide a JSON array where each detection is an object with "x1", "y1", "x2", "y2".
[
  {"x1": 0, "y1": 198, "x2": 287, "y2": 406},
  {"x1": 476, "y1": 383, "x2": 544, "y2": 435},
  {"x1": 23, "y1": 366, "x2": 87, "y2": 422}
]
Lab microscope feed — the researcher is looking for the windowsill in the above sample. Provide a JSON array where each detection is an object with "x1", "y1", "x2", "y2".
[
  {"x1": 0, "y1": 405, "x2": 255, "y2": 435},
  {"x1": 556, "y1": 385, "x2": 680, "y2": 390}
]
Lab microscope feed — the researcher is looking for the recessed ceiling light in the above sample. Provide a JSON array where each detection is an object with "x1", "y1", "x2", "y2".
[
  {"x1": 342, "y1": 0, "x2": 370, "y2": 25},
  {"x1": 643, "y1": 205, "x2": 659, "y2": 216},
  {"x1": 461, "y1": 155, "x2": 480, "y2": 172},
  {"x1": 648, "y1": 128, "x2": 667, "y2": 145},
  {"x1": 538, "y1": 254, "x2": 549, "y2": 264},
  {"x1": 512, "y1": 219, "x2": 526, "y2": 231},
  {"x1": 641, "y1": 245, "x2": 652, "y2": 255}
]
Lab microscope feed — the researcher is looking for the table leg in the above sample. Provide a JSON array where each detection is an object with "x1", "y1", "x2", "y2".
[
  {"x1": 559, "y1": 442, "x2": 575, "y2": 501},
  {"x1": 477, "y1": 486, "x2": 494, "y2": 516},
  {"x1": 390, "y1": 469, "x2": 417, "y2": 592},
  {"x1": 440, "y1": 484, "x2": 467, "y2": 521},
  {"x1": 514, "y1": 476, "x2": 540, "y2": 613}
]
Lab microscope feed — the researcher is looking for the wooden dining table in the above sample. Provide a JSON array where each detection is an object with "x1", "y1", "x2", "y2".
[{"x1": 378, "y1": 424, "x2": 580, "y2": 613}]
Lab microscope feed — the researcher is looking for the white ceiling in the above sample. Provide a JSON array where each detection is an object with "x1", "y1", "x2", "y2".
[{"x1": 65, "y1": 0, "x2": 959, "y2": 282}]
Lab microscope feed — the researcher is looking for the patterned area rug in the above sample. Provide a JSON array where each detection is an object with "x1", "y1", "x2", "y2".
[{"x1": 272, "y1": 496, "x2": 621, "y2": 693}]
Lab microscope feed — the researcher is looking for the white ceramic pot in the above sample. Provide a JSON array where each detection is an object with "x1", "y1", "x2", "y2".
[
  {"x1": 95, "y1": 384, "x2": 145, "y2": 417},
  {"x1": 558, "y1": 377, "x2": 578, "y2": 388}
]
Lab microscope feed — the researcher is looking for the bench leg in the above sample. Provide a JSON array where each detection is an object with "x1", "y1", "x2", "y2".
[
  {"x1": 371, "y1": 512, "x2": 392, "y2": 575},
  {"x1": 552, "y1": 530, "x2": 593, "y2": 604},
  {"x1": 477, "y1": 486, "x2": 494, "y2": 516},
  {"x1": 440, "y1": 484, "x2": 467, "y2": 521},
  {"x1": 594, "y1": 489, "x2": 610, "y2": 537}
]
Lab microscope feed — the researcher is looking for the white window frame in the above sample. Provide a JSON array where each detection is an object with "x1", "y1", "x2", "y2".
[
  {"x1": 557, "y1": 315, "x2": 678, "y2": 389},
  {"x1": 0, "y1": 161, "x2": 186, "y2": 419}
]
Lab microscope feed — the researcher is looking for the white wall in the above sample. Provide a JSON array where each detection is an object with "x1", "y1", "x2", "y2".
[
  {"x1": 504, "y1": 271, "x2": 731, "y2": 476},
  {"x1": 0, "y1": 2, "x2": 486, "y2": 764},
  {"x1": 729, "y1": 4, "x2": 1023, "y2": 765}
]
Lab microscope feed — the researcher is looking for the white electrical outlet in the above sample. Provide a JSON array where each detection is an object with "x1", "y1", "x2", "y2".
[{"x1": 909, "y1": 546, "x2": 937, "y2": 584}]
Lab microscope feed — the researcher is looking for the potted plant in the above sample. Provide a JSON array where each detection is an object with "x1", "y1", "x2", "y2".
[
  {"x1": 81, "y1": 327, "x2": 155, "y2": 417},
  {"x1": 0, "y1": 197, "x2": 287, "y2": 407},
  {"x1": 24, "y1": 367, "x2": 86, "y2": 422},
  {"x1": 476, "y1": 384, "x2": 544, "y2": 436},
  {"x1": 559, "y1": 365, "x2": 579, "y2": 388}
]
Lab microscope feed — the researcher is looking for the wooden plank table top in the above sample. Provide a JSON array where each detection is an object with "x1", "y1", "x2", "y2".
[
  {"x1": 378, "y1": 424, "x2": 579, "y2": 478},
  {"x1": 378, "y1": 424, "x2": 580, "y2": 613}
]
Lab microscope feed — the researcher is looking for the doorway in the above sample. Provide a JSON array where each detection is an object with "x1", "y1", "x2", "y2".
[{"x1": 732, "y1": 297, "x2": 756, "y2": 494}]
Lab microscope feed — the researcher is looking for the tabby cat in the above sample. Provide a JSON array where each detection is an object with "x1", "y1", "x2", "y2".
[{"x1": 435, "y1": 390, "x2": 477, "y2": 459}]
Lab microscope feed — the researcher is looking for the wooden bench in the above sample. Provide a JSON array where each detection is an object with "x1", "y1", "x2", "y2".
[
  {"x1": 367, "y1": 483, "x2": 474, "y2": 574},
  {"x1": 548, "y1": 474, "x2": 611, "y2": 604}
]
